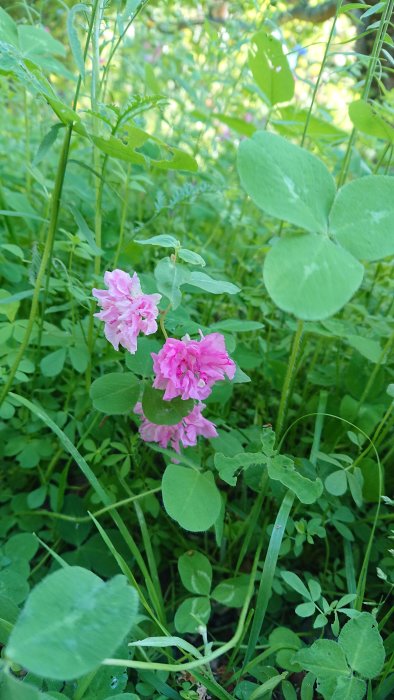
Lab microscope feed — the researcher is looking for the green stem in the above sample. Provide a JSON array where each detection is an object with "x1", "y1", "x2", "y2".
[
  {"x1": 310, "y1": 391, "x2": 328, "y2": 466},
  {"x1": 301, "y1": 0, "x2": 343, "y2": 146},
  {"x1": 276, "y1": 320, "x2": 304, "y2": 441},
  {"x1": 0, "y1": 127, "x2": 72, "y2": 407},
  {"x1": 0, "y1": 0, "x2": 100, "y2": 406},
  {"x1": 356, "y1": 331, "x2": 394, "y2": 413},
  {"x1": 113, "y1": 162, "x2": 131, "y2": 267},
  {"x1": 24, "y1": 89, "x2": 31, "y2": 193},
  {"x1": 338, "y1": 0, "x2": 394, "y2": 186}
]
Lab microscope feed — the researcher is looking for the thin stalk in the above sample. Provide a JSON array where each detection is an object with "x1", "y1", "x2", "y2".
[
  {"x1": 85, "y1": 1, "x2": 106, "y2": 388},
  {"x1": 113, "y1": 162, "x2": 131, "y2": 267},
  {"x1": 0, "y1": 128, "x2": 72, "y2": 407},
  {"x1": 15, "y1": 487, "x2": 162, "y2": 523},
  {"x1": 276, "y1": 320, "x2": 304, "y2": 442},
  {"x1": 301, "y1": 0, "x2": 343, "y2": 146},
  {"x1": 310, "y1": 391, "x2": 328, "y2": 466},
  {"x1": 24, "y1": 89, "x2": 31, "y2": 193},
  {"x1": 0, "y1": 0, "x2": 100, "y2": 406},
  {"x1": 356, "y1": 331, "x2": 394, "y2": 413},
  {"x1": 338, "y1": 0, "x2": 394, "y2": 186}
]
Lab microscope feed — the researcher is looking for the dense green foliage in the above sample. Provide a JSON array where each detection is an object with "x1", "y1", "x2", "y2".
[{"x1": 0, "y1": 1, "x2": 393, "y2": 698}]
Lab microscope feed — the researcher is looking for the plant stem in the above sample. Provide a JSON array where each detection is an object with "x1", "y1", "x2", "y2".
[
  {"x1": 0, "y1": 127, "x2": 72, "y2": 407},
  {"x1": 301, "y1": 0, "x2": 343, "y2": 146},
  {"x1": 338, "y1": 0, "x2": 394, "y2": 186},
  {"x1": 0, "y1": 0, "x2": 100, "y2": 406},
  {"x1": 276, "y1": 320, "x2": 304, "y2": 442}
]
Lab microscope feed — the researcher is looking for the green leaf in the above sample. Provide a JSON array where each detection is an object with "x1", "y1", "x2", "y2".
[
  {"x1": 274, "y1": 106, "x2": 345, "y2": 140},
  {"x1": 67, "y1": 4, "x2": 88, "y2": 79},
  {"x1": 0, "y1": 569, "x2": 29, "y2": 605},
  {"x1": 141, "y1": 385, "x2": 194, "y2": 426},
  {"x1": 211, "y1": 576, "x2": 250, "y2": 608},
  {"x1": 68, "y1": 205, "x2": 103, "y2": 255},
  {"x1": 0, "y1": 671, "x2": 51, "y2": 700},
  {"x1": 330, "y1": 176, "x2": 394, "y2": 261},
  {"x1": 90, "y1": 373, "x2": 140, "y2": 415},
  {"x1": 210, "y1": 319, "x2": 264, "y2": 333},
  {"x1": 174, "y1": 596, "x2": 211, "y2": 634},
  {"x1": 129, "y1": 635, "x2": 202, "y2": 658},
  {"x1": 214, "y1": 452, "x2": 266, "y2": 486},
  {"x1": 0, "y1": 594, "x2": 19, "y2": 644},
  {"x1": 135, "y1": 234, "x2": 179, "y2": 248},
  {"x1": 269, "y1": 627, "x2": 302, "y2": 673},
  {"x1": 325, "y1": 470, "x2": 348, "y2": 496},
  {"x1": 338, "y1": 613, "x2": 385, "y2": 679},
  {"x1": 33, "y1": 123, "x2": 64, "y2": 165},
  {"x1": 69, "y1": 346, "x2": 89, "y2": 373},
  {"x1": 154, "y1": 258, "x2": 189, "y2": 309},
  {"x1": 267, "y1": 454, "x2": 323, "y2": 504},
  {"x1": 249, "y1": 31, "x2": 294, "y2": 105},
  {"x1": 281, "y1": 571, "x2": 311, "y2": 599},
  {"x1": 237, "y1": 131, "x2": 336, "y2": 233},
  {"x1": 187, "y1": 271, "x2": 240, "y2": 295},
  {"x1": 263, "y1": 234, "x2": 364, "y2": 320},
  {"x1": 162, "y1": 464, "x2": 222, "y2": 532},
  {"x1": 233, "y1": 365, "x2": 251, "y2": 383},
  {"x1": 214, "y1": 113, "x2": 256, "y2": 137},
  {"x1": 295, "y1": 601, "x2": 316, "y2": 617},
  {"x1": 331, "y1": 676, "x2": 366, "y2": 700},
  {"x1": 0, "y1": 289, "x2": 20, "y2": 321},
  {"x1": 178, "y1": 551, "x2": 212, "y2": 595},
  {"x1": 27, "y1": 486, "x2": 47, "y2": 509},
  {"x1": 349, "y1": 100, "x2": 394, "y2": 142},
  {"x1": 308, "y1": 579, "x2": 321, "y2": 602},
  {"x1": 0, "y1": 8, "x2": 19, "y2": 47},
  {"x1": 347, "y1": 468, "x2": 364, "y2": 508},
  {"x1": 178, "y1": 248, "x2": 206, "y2": 267},
  {"x1": 81, "y1": 641, "x2": 129, "y2": 699},
  {"x1": 249, "y1": 673, "x2": 287, "y2": 699},
  {"x1": 40, "y1": 348, "x2": 67, "y2": 377},
  {"x1": 346, "y1": 335, "x2": 382, "y2": 363},
  {"x1": 295, "y1": 639, "x2": 349, "y2": 678},
  {"x1": 125, "y1": 337, "x2": 162, "y2": 377},
  {"x1": 6, "y1": 567, "x2": 138, "y2": 680},
  {"x1": 5, "y1": 533, "x2": 39, "y2": 561}
]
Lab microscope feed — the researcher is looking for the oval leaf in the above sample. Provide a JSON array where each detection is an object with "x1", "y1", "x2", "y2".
[
  {"x1": 325, "y1": 470, "x2": 348, "y2": 496},
  {"x1": 249, "y1": 31, "x2": 295, "y2": 106},
  {"x1": 174, "y1": 596, "x2": 211, "y2": 634},
  {"x1": 90, "y1": 372, "x2": 139, "y2": 414},
  {"x1": 238, "y1": 131, "x2": 336, "y2": 233},
  {"x1": 162, "y1": 464, "x2": 221, "y2": 532},
  {"x1": 329, "y1": 175, "x2": 394, "y2": 261},
  {"x1": 6, "y1": 566, "x2": 138, "y2": 680},
  {"x1": 142, "y1": 385, "x2": 194, "y2": 426},
  {"x1": 338, "y1": 612, "x2": 385, "y2": 679},
  {"x1": 264, "y1": 234, "x2": 364, "y2": 320},
  {"x1": 178, "y1": 551, "x2": 212, "y2": 595}
]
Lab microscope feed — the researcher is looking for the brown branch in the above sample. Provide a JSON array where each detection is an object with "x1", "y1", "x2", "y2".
[{"x1": 278, "y1": 1, "x2": 338, "y2": 25}]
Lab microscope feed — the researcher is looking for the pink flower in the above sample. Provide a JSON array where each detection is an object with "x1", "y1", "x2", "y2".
[
  {"x1": 152, "y1": 332, "x2": 236, "y2": 401},
  {"x1": 134, "y1": 402, "x2": 218, "y2": 453},
  {"x1": 92, "y1": 270, "x2": 161, "y2": 353}
]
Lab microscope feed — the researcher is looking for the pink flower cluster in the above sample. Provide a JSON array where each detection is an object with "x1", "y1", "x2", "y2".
[
  {"x1": 92, "y1": 270, "x2": 161, "y2": 354},
  {"x1": 152, "y1": 332, "x2": 236, "y2": 401},
  {"x1": 134, "y1": 402, "x2": 218, "y2": 453},
  {"x1": 93, "y1": 269, "x2": 236, "y2": 454}
]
